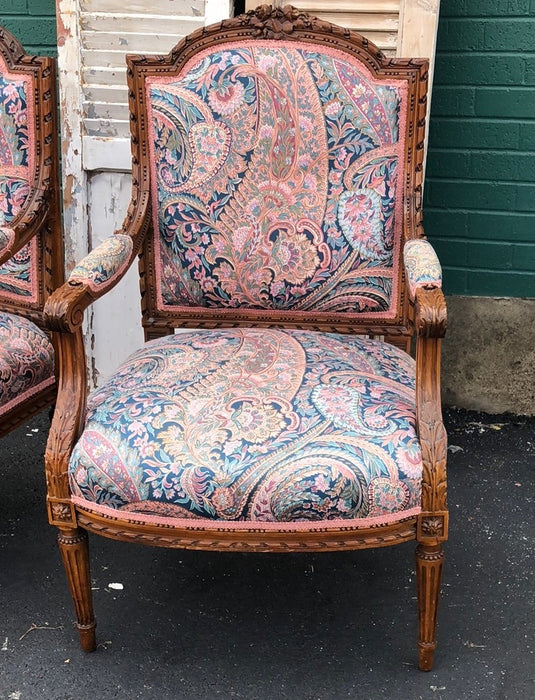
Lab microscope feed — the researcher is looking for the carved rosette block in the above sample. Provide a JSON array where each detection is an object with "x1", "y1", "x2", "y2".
[
  {"x1": 417, "y1": 511, "x2": 449, "y2": 544},
  {"x1": 47, "y1": 497, "x2": 77, "y2": 527}
]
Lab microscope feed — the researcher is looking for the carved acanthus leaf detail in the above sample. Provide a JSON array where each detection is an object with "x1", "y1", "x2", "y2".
[{"x1": 415, "y1": 287, "x2": 447, "y2": 338}]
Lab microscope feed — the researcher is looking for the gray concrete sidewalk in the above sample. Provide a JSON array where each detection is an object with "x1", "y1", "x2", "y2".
[{"x1": 1, "y1": 408, "x2": 534, "y2": 700}]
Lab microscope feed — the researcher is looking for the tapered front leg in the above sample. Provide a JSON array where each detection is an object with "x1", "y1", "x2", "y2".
[
  {"x1": 57, "y1": 528, "x2": 96, "y2": 652},
  {"x1": 415, "y1": 543, "x2": 444, "y2": 671}
]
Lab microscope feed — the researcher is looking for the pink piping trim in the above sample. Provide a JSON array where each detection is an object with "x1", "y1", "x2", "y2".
[
  {"x1": 0, "y1": 374, "x2": 55, "y2": 417},
  {"x1": 72, "y1": 496, "x2": 420, "y2": 532},
  {"x1": 146, "y1": 40, "x2": 408, "y2": 319}
]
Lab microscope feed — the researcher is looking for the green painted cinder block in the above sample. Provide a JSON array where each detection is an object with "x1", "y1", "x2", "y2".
[
  {"x1": 428, "y1": 119, "x2": 520, "y2": 150},
  {"x1": 428, "y1": 239, "x2": 468, "y2": 268},
  {"x1": 519, "y1": 123, "x2": 535, "y2": 149},
  {"x1": 515, "y1": 184, "x2": 535, "y2": 212},
  {"x1": 440, "y1": 268, "x2": 468, "y2": 295},
  {"x1": 471, "y1": 152, "x2": 535, "y2": 182},
  {"x1": 467, "y1": 212, "x2": 535, "y2": 243},
  {"x1": 483, "y1": 19, "x2": 535, "y2": 51},
  {"x1": 425, "y1": 211, "x2": 535, "y2": 244},
  {"x1": 425, "y1": 150, "x2": 471, "y2": 179},
  {"x1": 441, "y1": 0, "x2": 532, "y2": 17},
  {"x1": 408, "y1": 0, "x2": 535, "y2": 296},
  {"x1": 0, "y1": 1, "x2": 29, "y2": 14},
  {"x1": 466, "y1": 270, "x2": 535, "y2": 297},
  {"x1": 0, "y1": 0, "x2": 56, "y2": 49},
  {"x1": 430, "y1": 87, "x2": 475, "y2": 116},
  {"x1": 513, "y1": 244, "x2": 535, "y2": 271},
  {"x1": 426, "y1": 181, "x2": 518, "y2": 212},
  {"x1": 0, "y1": 16, "x2": 56, "y2": 47},
  {"x1": 435, "y1": 19, "x2": 486, "y2": 51},
  {"x1": 27, "y1": 0, "x2": 56, "y2": 15},
  {"x1": 475, "y1": 88, "x2": 535, "y2": 118},
  {"x1": 466, "y1": 241, "x2": 514, "y2": 271},
  {"x1": 434, "y1": 54, "x2": 526, "y2": 87},
  {"x1": 424, "y1": 211, "x2": 469, "y2": 238},
  {"x1": 428, "y1": 151, "x2": 535, "y2": 186}
]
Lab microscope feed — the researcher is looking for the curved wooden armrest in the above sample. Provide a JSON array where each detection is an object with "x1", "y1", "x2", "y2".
[
  {"x1": 44, "y1": 252, "x2": 136, "y2": 332},
  {"x1": 44, "y1": 280, "x2": 94, "y2": 332},
  {"x1": 44, "y1": 191, "x2": 151, "y2": 333},
  {"x1": 0, "y1": 186, "x2": 48, "y2": 265}
]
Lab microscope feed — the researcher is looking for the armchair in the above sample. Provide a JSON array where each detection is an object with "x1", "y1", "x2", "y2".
[
  {"x1": 44, "y1": 5, "x2": 448, "y2": 670},
  {"x1": 0, "y1": 27, "x2": 62, "y2": 437}
]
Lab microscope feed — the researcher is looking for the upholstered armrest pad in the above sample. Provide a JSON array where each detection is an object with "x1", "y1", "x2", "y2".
[
  {"x1": 69, "y1": 234, "x2": 133, "y2": 292},
  {"x1": 403, "y1": 239, "x2": 442, "y2": 299}
]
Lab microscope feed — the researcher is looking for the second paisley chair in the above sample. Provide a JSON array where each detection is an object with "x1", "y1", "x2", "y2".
[
  {"x1": 44, "y1": 5, "x2": 448, "y2": 670},
  {"x1": 0, "y1": 27, "x2": 62, "y2": 438}
]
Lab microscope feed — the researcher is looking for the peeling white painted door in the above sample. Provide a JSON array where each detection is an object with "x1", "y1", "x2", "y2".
[{"x1": 56, "y1": 0, "x2": 232, "y2": 387}]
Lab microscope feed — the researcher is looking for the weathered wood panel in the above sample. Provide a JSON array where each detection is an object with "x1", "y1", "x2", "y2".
[
  {"x1": 294, "y1": 0, "x2": 400, "y2": 10},
  {"x1": 79, "y1": 0, "x2": 207, "y2": 150},
  {"x1": 80, "y1": 0, "x2": 203, "y2": 14},
  {"x1": 87, "y1": 171, "x2": 144, "y2": 385}
]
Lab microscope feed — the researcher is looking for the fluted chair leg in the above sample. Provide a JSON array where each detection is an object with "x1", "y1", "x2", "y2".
[
  {"x1": 415, "y1": 543, "x2": 444, "y2": 671},
  {"x1": 57, "y1": 528, "x2": 96, "y2": 652}
]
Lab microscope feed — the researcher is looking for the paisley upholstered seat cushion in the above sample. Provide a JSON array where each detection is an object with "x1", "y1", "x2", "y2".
[
  {"x1": 69, "y1": 329, "x2": 422, "y2": 528},
  {"x1": 0, "y1": 311, "x2": 55, "y2": 415}
]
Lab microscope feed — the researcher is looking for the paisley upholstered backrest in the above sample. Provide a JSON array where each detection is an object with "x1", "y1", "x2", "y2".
[
  {"x1": 147, "y1": 41, "x2": 408, "y2": 319},
  {"x1": 0, "y1": 51, "x2": 38, "y2": 303}
]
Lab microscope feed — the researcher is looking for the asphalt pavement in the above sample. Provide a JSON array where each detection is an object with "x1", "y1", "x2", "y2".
[{"x1": 1, "y1": 407, "x2": 534, "y2": 700}]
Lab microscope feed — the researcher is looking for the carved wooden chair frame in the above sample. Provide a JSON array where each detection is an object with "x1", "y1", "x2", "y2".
[
  {"x1": 44, "y1": 5, "x2": 448, "y2": 670},
  {"x1": 0, "y1": 26, "x2": 62, "y2": 437}
]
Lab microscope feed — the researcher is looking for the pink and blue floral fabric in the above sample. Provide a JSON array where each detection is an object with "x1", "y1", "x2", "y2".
[
  {"x1": 69, "y1": 234, "x2": 133, "y2": 292},
  {"x1": 0, "y1": 310, "x2": 55, "y2": 415},
  {"x1": 148, "y1": 43, "x2": 407, "y2": 318},
  {"x1": 69, "y1": 329, "x2": 422, "y2": 527},
  {"x1": 403, "y1": 239, "x2": 442, "y2": 299},
  {"x1": 0, "y1": 58, "x2": 35, "y2": 300}
]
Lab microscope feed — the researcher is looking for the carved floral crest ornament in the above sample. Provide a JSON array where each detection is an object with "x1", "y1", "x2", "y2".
[{"x1": 44, "y1": 4, "x2": 448, "y2": 672}]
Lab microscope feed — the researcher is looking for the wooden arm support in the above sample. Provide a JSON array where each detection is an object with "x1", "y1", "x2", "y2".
[
  {"x1": 414, "y1": 287, "x2": 448, "y2": 544},
  {"x1": 45, "y1": 328, "x2": 87, "y2": 521},
  {"x1": 414, "y1": 287, "x2": 447, "y2": 339},
  {"x1": 44, "y1": 191, "x2": 151, "y2": 332},
  {"x1": 43, "y1": 191, "x2": 150, "y2": 525}
]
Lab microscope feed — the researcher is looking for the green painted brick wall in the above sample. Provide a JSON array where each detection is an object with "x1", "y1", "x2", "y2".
[
  {"x1": 0, "y1": 0, "x2": 57, "y2": 56},
  {"x1": 424, "y1": 0, "x2": 535, "y2": 297}
]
